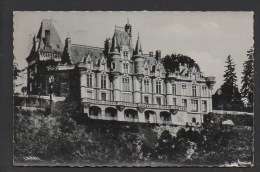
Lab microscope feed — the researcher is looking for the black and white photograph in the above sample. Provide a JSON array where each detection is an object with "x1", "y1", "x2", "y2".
[{"x1": 13, "y1": 11, "x2": 254, "y2": 167}]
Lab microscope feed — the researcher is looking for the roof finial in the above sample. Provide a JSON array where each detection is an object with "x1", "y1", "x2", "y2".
[
  {"x1": 138, "y1": 31, "x2": 139, "y2": 38},
  {"x1": 127, "y1": 18, "x2": 129, "y2": 24}
]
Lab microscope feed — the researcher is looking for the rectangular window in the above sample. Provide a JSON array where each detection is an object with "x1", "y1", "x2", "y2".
[
  {"x1": 30, "y1": 83, "x2": 32, "y2": 92},
  {"x1": 87, "y1": 91, "x2": 92, "y2": 99},
  {"x1": 144, "y1": 79, "x2": 149, "y2": 93},
  {"x1": 192, "y1": 85, "x2": 197, "y2": 97},
  {"x1": 123, "y1": 51, "x2": 129, "y2": 58},
  {"x1": 86, "y1": 73, "x2": 92, "y2": 87},
  {"x1": 101, "y1": 93, "x2": 106, "y2": 101},
  {"x1": 191, "y1": 100, "x2": 198, "y2": 112},
  {"x1": 112, "y1": 63, "x2": 115, "y2": 69},
  {"x1": 101, "y1": 75, "x2": 106, "y2": 89},
  {"x1": 182, "y1": 84, "x2": 187, "y2": 95},
  {"x1": 122, "y1": 77, "x2": 130, "y2": 91},
  {"x1": 123, "y1": 63, "x2": 128, "y2": 73},
  {"x1": 202, "y1": 86, "x2": 207, "y2": 97},
  {"x1": 172, "y1": 84, "x2": 176, "y2": 95},
  {"x1": 182, "y1": 99, "x2": 187, "y2": 107},
  {"x1": 173, "y1": 98, "x2": 176, "y2": 105},
  {"x1": 156, "y1": 97, "x2": 161, "y2": 105},
  {"x1": 144, "y1": 96, "x2": 149, "y2": 104},
  {"x1": 202, "y1": 100, "x2": 207, "y2": 112},
  {"x1": 156, "y1": 80, "x2": 161, "y2": 94}
]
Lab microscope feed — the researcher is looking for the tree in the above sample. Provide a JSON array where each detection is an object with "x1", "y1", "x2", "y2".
[
  {"x1": 13, "y1": 56, "x2": 22, "y2": 91},
  {"x1": 219, "y1": 55, "x2": 244, "y2": 111},
  {"x1": 241, "y1": 48, "x2": 254, "y2": 112},
  {"x1": 156, "y1": 130, "x2": 175, "y2": 161},
  {"x1": 162, "y1": 54, "x2": 201, "y2": 73}
]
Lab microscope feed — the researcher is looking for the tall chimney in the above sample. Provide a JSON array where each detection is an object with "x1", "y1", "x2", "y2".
[
  {"x1": 155, "y1": 50, "x2": 161, "y2": 61},
  {"x1": 149, "y1": 51, "x2": 153, "y2": 57}
]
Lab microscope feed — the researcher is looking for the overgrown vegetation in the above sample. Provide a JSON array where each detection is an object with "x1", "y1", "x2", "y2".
[{"x1": 13, "y1": 107, "x2": 253, "y2": 166}]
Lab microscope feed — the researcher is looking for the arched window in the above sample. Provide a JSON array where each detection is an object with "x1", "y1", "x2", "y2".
[{"x1": 192, "y1": 117, "x2": 196, "y2": 123}]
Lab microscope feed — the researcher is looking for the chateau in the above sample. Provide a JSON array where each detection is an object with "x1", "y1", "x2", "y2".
[{"x1": 26, "y1": 19, "x2": 215, "y2": 125}]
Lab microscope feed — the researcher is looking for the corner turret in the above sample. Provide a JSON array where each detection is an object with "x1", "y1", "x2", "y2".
[
  {"x1": 133, "y1": 33, "x2": 144, "y2": 75},
  {"x1": 109, "y1": 34, "x2": 121, "y2": 73}
]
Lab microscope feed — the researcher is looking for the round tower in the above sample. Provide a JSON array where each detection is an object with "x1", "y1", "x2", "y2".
[
  {"x1": 110, "y1": 34, "x2": 121, "y2": 72},
  {"x1": 109, "y1": 34, "x2": 122, "y2": 102},
  {"x1": 133, "y1": 34, "x2": 144, "y2": 74},
  {"x1": 133, "y1": 34, "x2": 144, "y2": 104}
]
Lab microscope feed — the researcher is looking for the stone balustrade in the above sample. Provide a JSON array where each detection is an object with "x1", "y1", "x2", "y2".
[{"x1": 82, "y1": 98, "x2": 186, "y2": 111}]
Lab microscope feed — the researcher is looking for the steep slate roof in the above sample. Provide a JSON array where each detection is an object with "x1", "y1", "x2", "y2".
[
  {"x1": 69, "y1": 44, "x2": 104, "y2": 65},
  {"x1": 113, "y1": 28, "x2": 133, "y2": 50},
  {"x1": 144, "y1": 56, "x2": 166, "y2": 73},
  {"x1": 36, "y1": 19, "x2": 64, "y2": 53},
  {"x1": 134, "y1": 36, "x2": 143, "y2": 55}
]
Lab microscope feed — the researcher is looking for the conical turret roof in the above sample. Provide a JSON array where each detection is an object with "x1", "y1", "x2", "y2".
[{"x1": 134, "y1": 33, "x2": 143, "y2": 55}]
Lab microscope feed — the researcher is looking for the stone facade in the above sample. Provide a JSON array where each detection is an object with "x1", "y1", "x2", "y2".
[{"x1": 26, "y1": 19, "x2": 215, "y2": 125}]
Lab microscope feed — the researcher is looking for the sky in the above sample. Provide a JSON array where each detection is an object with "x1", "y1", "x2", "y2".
[{"x1": 13, "y1": 11, "x2": 254, "y2": 93}]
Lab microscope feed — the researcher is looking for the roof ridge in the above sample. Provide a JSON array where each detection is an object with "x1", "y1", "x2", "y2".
[{"x1": 71, "y1": 44, "x2": 104, "y2": 50}]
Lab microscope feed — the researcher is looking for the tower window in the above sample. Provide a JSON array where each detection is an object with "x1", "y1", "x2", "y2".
[
  {"x1": 86, "y1": 73, "x2": 92, "y2": 88},
  {"x1": 172, "y1": 83, "x2": 176, "y2": 95},
  {"x1": 123, "y1": 63, "x2": 128, "y2": 73},
  {"x1": 123, "y1": 51, "x2": 129, "y2": 58},
  {"x1": 112, "y1": 63, "x2": 115, "y2": 69}
]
